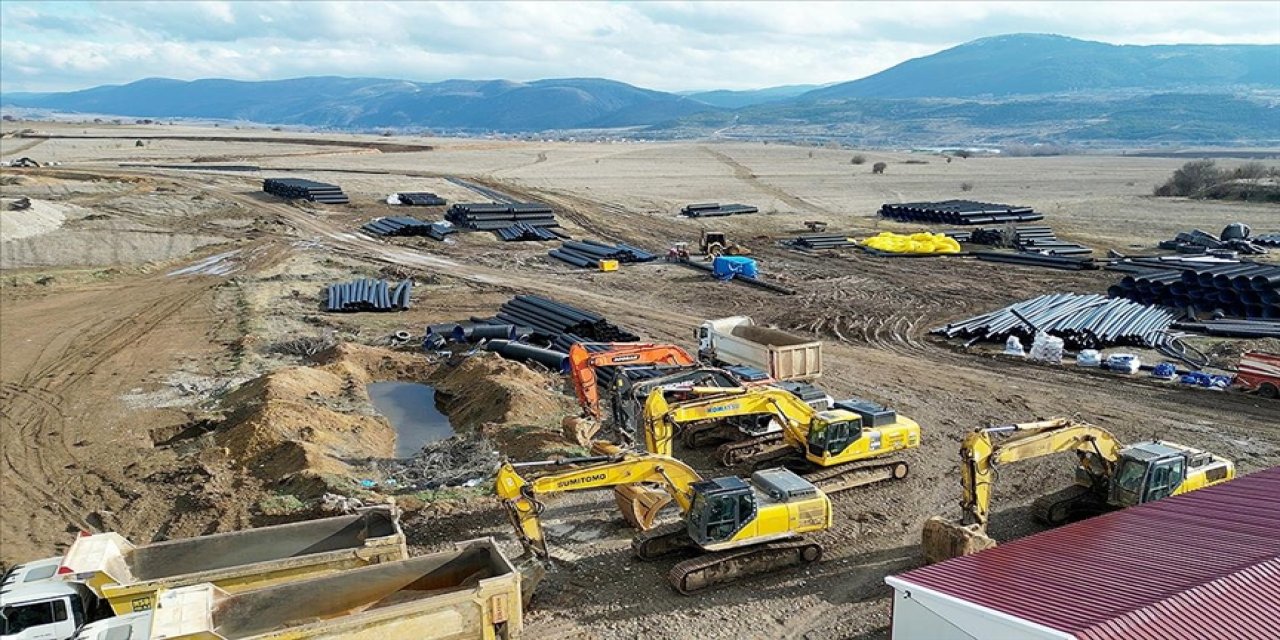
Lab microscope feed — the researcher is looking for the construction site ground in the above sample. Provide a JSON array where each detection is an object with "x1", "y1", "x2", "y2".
[{"x1": 3, "y1": 123, "x2": 1278, "y2": 640}]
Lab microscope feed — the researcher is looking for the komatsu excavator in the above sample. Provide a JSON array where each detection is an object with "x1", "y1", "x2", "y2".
[
  {"x1": 642, "y1": 386, "x2": 919, "y2": 494},
  {"x1": 568, "y1": 342, "x2": 697, "y2": 419},
  {"x1": 922, "y1": 417, "x2": 1236, "y2": 564},
  {"x1": 496, "y1": 447, "x2": 830, "y2": 594}
]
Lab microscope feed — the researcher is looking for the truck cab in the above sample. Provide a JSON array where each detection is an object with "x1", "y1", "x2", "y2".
[{"x1": 0, "y1": 581, "x2": 103, "y2": 640}]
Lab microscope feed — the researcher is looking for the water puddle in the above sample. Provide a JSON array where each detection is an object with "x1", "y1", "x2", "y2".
[{"x1": 366, "y1": 382, "x2": 455, "y2": 458}]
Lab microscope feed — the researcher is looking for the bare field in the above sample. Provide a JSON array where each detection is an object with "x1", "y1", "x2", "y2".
[{"x1": 2, "y1": 122, "x2": 1278, "y2": 640}]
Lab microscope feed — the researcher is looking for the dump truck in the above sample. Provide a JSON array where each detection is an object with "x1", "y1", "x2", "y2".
[
  {"x1": 54, "y1": 507, "x2": 405, "y2": 618},
  {"x1": 147, "y1": 538, "x2": 521, "y2": 640},
  {"x1": 697, "y1": 317, "x2": 821, "y2": 381},
  {"x1": 1236, "y1": 350, "x2": 1280, "y2": 398}
]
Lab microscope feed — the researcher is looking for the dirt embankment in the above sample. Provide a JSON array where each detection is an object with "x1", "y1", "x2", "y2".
[{"x1": 209, "y1": 344, "x2": 576, "y2": 496}]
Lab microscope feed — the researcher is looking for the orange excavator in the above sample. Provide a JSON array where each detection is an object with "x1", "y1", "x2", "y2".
[{"x1": 569, "y1": 342, "x2": 697, "y2": 419}]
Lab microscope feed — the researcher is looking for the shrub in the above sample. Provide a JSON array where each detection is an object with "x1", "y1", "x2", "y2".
[
  {"x1": 960, "y1": 181, "x2": 974, "y2": 192},
  {"x1": 953, "y1": 150, "x2": 972, "y2": 159},
  {"x1": 1154, "y1": 159, "x2": 1280, "y2": 202},
  {"x1": 850, "y1": 154, "x2": 866, "y2": 165},
  {"x1": 872, "y1": 162, "x2": 887, "y2": 174},
  {"x1": 1154, "y1": 159, "x2": 1221, "y2": 197}
]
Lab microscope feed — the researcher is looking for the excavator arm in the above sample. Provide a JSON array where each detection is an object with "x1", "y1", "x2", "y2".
[
  {"x1": 924, "y1": 418, "x2": 1124, "y2": 563},
  {"x1": 642, "y1": 386, "x2": 814, "y2": 456},
  {"x1": 495, "y1": 451, "x2": 703, "y2": 558},
  {"x1": 569, "y1": 342, "x2": 696, "y2": 419}
]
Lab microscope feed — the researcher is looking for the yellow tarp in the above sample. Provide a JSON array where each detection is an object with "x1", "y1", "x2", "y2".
[{"x1": 861, "y1": 231, "x2": 962, "y2": 255}]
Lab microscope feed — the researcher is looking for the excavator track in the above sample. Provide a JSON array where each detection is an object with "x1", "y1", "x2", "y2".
[
  {"x1": 1030, "y1": 484, "x2": 1106, "y2": 525},
  {"x1": 632, "y1": 521, "x2": 696, "y2": 560},
  {"x1": 803, "y1": 460, "x2": 909, "y2": 495},
  {"x1": 682, "y1": 422, "x2": 766, "y2": 449},
  {"x1": 716, "y1": 436, "x2": 790, "y2": 466},
  {"x1": 666, "y1": 539, "x2": 823, "y2": 595}
]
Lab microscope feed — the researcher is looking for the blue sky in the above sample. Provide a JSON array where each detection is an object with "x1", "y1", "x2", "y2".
[{"x1": 2, "y1": 1, "x2": 1277, "y2": 93}]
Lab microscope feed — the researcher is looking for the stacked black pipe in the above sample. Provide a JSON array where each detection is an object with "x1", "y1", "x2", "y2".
[
  {"x1": 792, "y1": 233, "x2": 858, "y2": 250},
  {"x1": 324, "y1": 279, "x2": 412, "y2": 312},
  {"x1": 549, "y1": 239, "x2": 656, "y2": 268},
  {"x1": 427, "y1": 223, "x2": 455, "y2": 241},
  {"x1": 964, "y1": 225, "x2": 1092, "y2": 256},
  {"x1": 264, "y1": 178, "x2": 349, "y2": 204},
  {"x1": 681, "y1": 203, "x2": 759, "y2": 218},
  {"x1": 880, "y1": 200, "x2": 1042, "y2": 225},
  {"x1": 496, "y1": 222, "x2": 560, "y2": 241},
  {"x1": 1257, "y1": 234, "x2": 1280, "y2": 247},
  {"x1": 1108, "y1": 262, "x2": 1280, "y2": 319},
  {"x1": 397, "y1": 192, "x2": 446, "y2": 206},
  {"x1": 446, "y1": 202, "x2": 557, "y2": 230},
  {"x1": 495, "y1": 295, "x2": 639, "y2": 343},
  {"x1": 362, "y1": 216, "x2": 433, "y2": 236},
  {"x1": 972, "y1": 252, "x2": 1097, "y2": 271}
]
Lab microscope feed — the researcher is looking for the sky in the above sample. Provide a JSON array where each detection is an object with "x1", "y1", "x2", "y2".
[{"x1": 2, "y1": 1, "x2": 1277, "y2": 94}]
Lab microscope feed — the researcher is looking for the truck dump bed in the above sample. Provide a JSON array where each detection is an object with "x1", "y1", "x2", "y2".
[
  {"x1": 61, "y1": 507, "x2": 407, "y2": 614},
  {"x1": 149, "y1": 538, "x2": 521, "y2": 640},
  {"x1": 703, "y1": 317, "x2": 821, "y2": 381}
]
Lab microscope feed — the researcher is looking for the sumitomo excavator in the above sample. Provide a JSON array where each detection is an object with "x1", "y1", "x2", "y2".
[
  {"x1": 495, "y1": 447, "x2": 832, "y2": 594},
  {"x1": 641, "y1": 386, "x2": 920, "y2": 494},
  {"x1": 922, "y1": 417, "x2": 1236, "y2": 563}
]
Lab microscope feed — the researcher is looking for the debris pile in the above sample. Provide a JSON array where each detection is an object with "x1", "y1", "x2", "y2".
[
  {"x1": 373, "y1": 435, "x2": 500, "y2": 490},
  {"x1": 446, "y1": 202, "x2": 557, "y2": 231},
  {"x1": 324, "y1": 278, "x2": 413, "y2": 312},
  {"x1": 549, "y1": 240, "x2": 657, "y2": 268},
  {"x1": 952, "y1": 225, "x2": 1092, "y2": 256},
  {"x1": 680, "y1": 203, "x2": 759, "y2": 218},
  {"x1": 1108, "y1": 262, "x2": 1280, "y2": 320},
  {"x1": 396, "y1": 192, "x2": 447, "y2": 206},
  {"x1": 361, "y1": 216, "x2": 434, "y2": 236},
  {"x1": 880, "y1": 200, "x2": 1043, "y2": 225},
  {"x1": 1159, "y1": 224, "x2": 1268, "y2": 256},
  {"x1": 934, "y1": 293, "x2": 1179, "y2": 349},
  {"x1": 496, "y1": 222, "x2": 561, "y2": 242},
  {"x1": 263, "y1": 178, "x2": 349, "y2": 204}
]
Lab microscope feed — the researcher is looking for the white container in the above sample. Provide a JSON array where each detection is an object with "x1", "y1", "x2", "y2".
[{"x1": 1076, "y1": 349, "x2": 1101, "y2": 367}]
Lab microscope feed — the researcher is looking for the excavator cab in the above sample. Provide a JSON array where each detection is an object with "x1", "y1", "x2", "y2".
[
  {"x1": 1108, "y1": 442, "x2": 1212, "y2": 508},
  {"x1": 687, "y1": 478, "x2": 757, "y2": 546},
  {"x1": 804, "y1": 411, "x2": 864, "y2": 458}
]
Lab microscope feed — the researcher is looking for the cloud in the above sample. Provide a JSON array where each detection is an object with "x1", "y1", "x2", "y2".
[{"x1": 1, "y1": 1, "x2": 1275, "y2": 93}]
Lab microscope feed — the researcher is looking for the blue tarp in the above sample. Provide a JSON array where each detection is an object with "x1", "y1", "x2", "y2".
[{"x1": 712, "y1": 256, "x2": 758, "y2": 280}]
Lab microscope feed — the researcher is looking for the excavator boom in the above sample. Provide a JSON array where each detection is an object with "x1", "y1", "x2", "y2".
[
  {"x1": 495, "y1": 450, "x2": 703, "y2": 558},
  {"x1": 569, "y1": 342, "x2": 697, "y2": 419},
  {"x1": 642, "y1": 385, "x2": 813, "y2": 457}
]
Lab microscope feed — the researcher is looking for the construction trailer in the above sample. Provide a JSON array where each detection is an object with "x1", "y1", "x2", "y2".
[{"x1": 886, "y1": 466, "x2": 1280, "y2": 639}]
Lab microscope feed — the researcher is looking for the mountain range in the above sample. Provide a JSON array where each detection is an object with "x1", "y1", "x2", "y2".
[{"x1": 4, "y1": 34, "x2": 1278, "y2": 144}]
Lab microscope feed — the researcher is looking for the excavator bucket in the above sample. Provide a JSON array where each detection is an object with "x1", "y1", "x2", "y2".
[
  {"x1": 613, "y1": 485, "x2": 674, "y2": 531},
  {"x1": 921, "y1": 516, "x2": 997, "y2": 564}
]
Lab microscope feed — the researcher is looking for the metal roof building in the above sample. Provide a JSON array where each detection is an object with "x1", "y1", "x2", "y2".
[{"x1": 886, "y1": 466, "x2": 1280, "y2": 639}]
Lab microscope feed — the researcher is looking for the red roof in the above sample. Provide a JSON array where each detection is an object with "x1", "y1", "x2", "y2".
[{"x1": 895, "y1": 466, "x2": 1280, "y2": 640}]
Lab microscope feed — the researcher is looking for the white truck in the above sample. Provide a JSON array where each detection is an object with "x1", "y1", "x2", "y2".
[{"x1": 696, "y1": 316, "x2": 822, "y2": 381}]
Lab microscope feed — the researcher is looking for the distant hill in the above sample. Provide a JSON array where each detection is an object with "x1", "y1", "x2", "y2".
[
  {"x1": 1, "y1": 76, "x2": 718, "y2": 131},
  {"x1": 804, "y1": 34, "x2": 1280, "y2": 99},
  {"x1": 684, "y1": 85, "x2": 821, "y2": 108}
]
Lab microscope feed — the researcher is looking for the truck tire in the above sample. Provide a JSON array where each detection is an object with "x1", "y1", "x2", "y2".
[{"x1": 1260, "y1": 383, "x2": 1279, "y2": 399}]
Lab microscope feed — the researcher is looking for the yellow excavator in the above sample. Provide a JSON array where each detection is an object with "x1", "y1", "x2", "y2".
[
  {"x1": 922, "y1": 417, "x2": 1236, "y2": 564},
  {"x1": 642, "y1": 386, "x2": 919, "y2": 494},
  {"x1": 495, "y1": 447, "x2": 831, "y2": 594}
]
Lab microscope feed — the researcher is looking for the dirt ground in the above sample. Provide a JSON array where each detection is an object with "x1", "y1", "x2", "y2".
[{"x1": 2, "y1": 122, "x2": 1278, "y2": 639}]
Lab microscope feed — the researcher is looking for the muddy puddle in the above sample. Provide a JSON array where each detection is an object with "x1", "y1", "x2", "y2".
[{"x1": 367, "y1": 381, "x2": 455, "y2": 457}]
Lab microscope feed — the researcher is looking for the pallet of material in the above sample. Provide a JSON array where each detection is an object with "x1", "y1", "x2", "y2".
[
  {"x1": 263, "y1": 178, "x2": 350, "y2": 204},
  {"x1": 397, "y1": 192, "x2": 447, "y2": 206},
  {"x1": 362, "y1": 216, "x2": 434, "y2": 237},
  {"x1": 680, "y1": 203, "x2": 759, "y2": 218},
  {"x1": 879, "y1": 200, "x2": 1041, "y2": 225}
]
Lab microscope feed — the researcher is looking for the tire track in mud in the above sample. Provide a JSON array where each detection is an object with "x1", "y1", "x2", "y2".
[{"x1": 700, "y1": 146, "x2": 831, "y2": 215}]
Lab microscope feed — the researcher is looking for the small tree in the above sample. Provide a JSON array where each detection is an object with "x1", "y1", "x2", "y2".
[
  {"x1": 850, "y1": 154, "x2": 866, "y2": 165},
  {"x1": 872, "y1": 162, "x2": 887, "y2": 174},
  {"x1": 1155, "y1": 159, "x2": 1220, "y2": 197}
]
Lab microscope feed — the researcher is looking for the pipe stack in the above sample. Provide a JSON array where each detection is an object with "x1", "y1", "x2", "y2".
[
  {"x1": 263, "y1": 178, "x2": 349, "y2": 204},
  {"x1": 397, "y1": 192, "x2": 446, "y2": 206},
  {"x1": 496, "y1": 222, "x2": 561, "y2": 242},
  {"x1": 792, "y1": 234, "x2": 858, "y2": 250},
  {"x1": 1108, "y1": 262, "x2": 1280, "y2": 319},
  {"x1": 934, "y1": 293, "x2": 1180, "y2": 349},
  {"x1": 549, "y1": 240, "x2": 657, "y2": 267},
  {"x1": 324, "y1": 279, "x2": 413, "y2": 312},
  {"x1": 879, "y1": 200, "x2": 1042, "y2": 225},
  {"x1": 495, "y1": 295, "x2": 639, "y2": 343},
  {"x1": 446, "y1": 203, "x2": 557, "y2": 230},
  {"x1": 680, "y1": 203, "x2": 759, "y2": 218},
  {"x1": 362, "y1": 216, "x2": 434, "y2": 236}
]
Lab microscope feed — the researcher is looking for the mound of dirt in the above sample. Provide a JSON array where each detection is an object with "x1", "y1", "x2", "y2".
[{"x1": 429, "y1": 352, "x2": 571, "y2": 430}]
